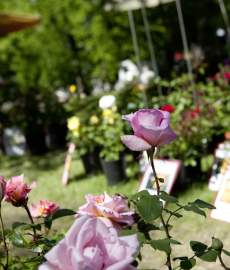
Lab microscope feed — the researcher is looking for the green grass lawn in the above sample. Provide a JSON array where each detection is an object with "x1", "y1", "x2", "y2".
[{"x1": 1, "y1": 148, "x2": 230, "y2": 269}]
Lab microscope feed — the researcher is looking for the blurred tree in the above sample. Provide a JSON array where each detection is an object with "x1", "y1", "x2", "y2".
[{"x1": 0, "y1": 0, "x2": 229, "y2": 154}]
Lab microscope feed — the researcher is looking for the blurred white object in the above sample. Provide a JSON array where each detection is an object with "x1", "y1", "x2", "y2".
[
  {"x1": 1, "y1": 101, "x2": 13, "y2": 112},
  {"x1": 104, "y1": 0, "x2": 175, "y2": 11},
  {"x1": 140, "y1": 66, "x2": 155, "y2": 85},
  {"x1": 55, "y1": 88, "x2": 69, "y2": 103},
  {"x1": 216, "y1": 28, "x2": 226, "y2": 37},
  {"x1": 3, "y1": 128, "x2": 26, "y2": 156},
  {"x1": 99, "y1": 95, "x2": 116, "y2": 110},
  {"x1": 115, "y1": 59, "x2": 139, "y2": 90}
]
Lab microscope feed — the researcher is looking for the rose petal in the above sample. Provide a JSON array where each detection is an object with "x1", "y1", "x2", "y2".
[
  {"x1": 136, "y1": 109, "x2": 163, "y2": 127},
  {"x1": 120, "y1": 135, "x2": 152, "y2": 151},
  {"x1": 135, "y1": 125, "x2": 178, "y2": 147},
  {"x1": 160, "y1": 111, "x2": 171, "y2": 126}
]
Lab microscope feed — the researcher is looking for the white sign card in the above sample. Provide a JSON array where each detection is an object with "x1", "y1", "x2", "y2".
[
  {"x1": 137, "y1": 159, "x2": 181, "y2": 204},
  {"x1": 208, "y1": 142, "x2": 230, "y2": 191},
  {"x1": 210, "y1": 164, "x2": 230, "y2": 223}
]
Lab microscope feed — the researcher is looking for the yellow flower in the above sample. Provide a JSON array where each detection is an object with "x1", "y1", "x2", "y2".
[
  {"x1": 73, "y1": 130, "x2": 80, "y2": 137},
  {"x1": 108, "y1": 117, "x2": 114, "y2": 125},
  {"x1": 90, "y1": 115, "x2": 99, "y2": 124},
  {"x1": 70, "y1": 85, "x2": 77, "y2": 93},
  {"x1": 67, "y1": 116, "x2": 80, "y2": 131},
  {"x1": 103, "y1": 109, "x2": 112, "y2": 117}
]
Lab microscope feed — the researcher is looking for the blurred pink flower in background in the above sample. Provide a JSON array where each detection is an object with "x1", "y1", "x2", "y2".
[
  {"x1": 76, "y1": 191, "x2": 135, "y2": 231},
  {"x1": 3, "y1": 174, "x2": 36, "y2": 207},
  {"x1": 38, "y1": 215, "x2": 139, "y2": 270},
  {"x1": 121, "y1": 109, "x2": 178, "y2": 151},
  {"x1": 0, "y1": 175, "x2": 6, "y2": 202},
  {"x1": 30, "y1": 200, "x2": 60, "y2": 218}
]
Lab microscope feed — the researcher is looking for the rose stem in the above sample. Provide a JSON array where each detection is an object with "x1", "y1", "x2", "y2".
[
  {"x1": 23, "y1": 204, "x2": 37, "y2": 242},
  {"x1": 218, "y1": 254, "x2": 229, "y2": 270},
  {"x1": 0, "y1": 204, "x2": 8, "y2": 270},
  {"x1": 149, "y1": 151, "x2": 172, "y2": 270}
]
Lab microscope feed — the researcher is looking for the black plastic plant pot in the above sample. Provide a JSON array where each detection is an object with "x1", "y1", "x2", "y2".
[
  {"x1": 81, "y1": 148, "x2": 102, "y2": 175},
  {"x1": 100, "y1": 156, "x2": 127, "y2": 186}
]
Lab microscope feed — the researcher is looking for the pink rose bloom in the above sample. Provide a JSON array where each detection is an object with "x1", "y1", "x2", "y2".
[
  {"x1": 121, "y1": 109, "x2": 178, "y2": 151},
  {"x1": 38, "y1": 215, "x2": 139, "y2": 270},
  {"x1": 76, "y1": 192, "x2": 135, "y2": 231},
  {"x1": 30, "y1": 200, "x2": 60, "y2": 218},
  {"x1": 3, "y1": 174, "x2": 36, "y2": 207}
]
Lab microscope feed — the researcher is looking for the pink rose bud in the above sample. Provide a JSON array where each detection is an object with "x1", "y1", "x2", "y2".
[
  {"x1": 121, "y1": 109, "x2": 178, "y2": 151},
  {"x1": 76, "y1": 191, "x2": 135, "y2": 232},
  {"x1": 30, "y1": 200, "x2": 60, "y2": 218},
  {"x1": 3, "y1": 174, "x2": 36, "y2": 207},
  {"x1": 0, "y1": 175, "x2": 6, "y2": 202},
  {"x1": 38, "y1": 215, "x2": 139, "y2": 270}
]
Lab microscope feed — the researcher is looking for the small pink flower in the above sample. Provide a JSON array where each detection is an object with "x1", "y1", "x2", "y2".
[
  {"x1": 3, "y1": 174, "x2": 36, "y2": 207},
  {"x1": 224, "y1": 71, "x2": 230, "y2": 80},
  {"x1": 30, "y1": 200, "x2": 60, "y2": 218},
  {"x1": 38, "y1": 215, "x2": 139, "y2": 270},
  {"x1": 0, "y1": 175, "x2": 6, "y2": 202},
  {"x1": 76, "y1": 192, "x2": 135, "y2": 231},
  {"x1": 121, "y1": 109, "x2": 178, "y2": 151}
]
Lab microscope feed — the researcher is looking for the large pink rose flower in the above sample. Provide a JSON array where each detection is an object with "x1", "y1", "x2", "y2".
[
  {"x1": 3, "y1": 174, "x2": 36, "y2": 207},
  {"x1": 38, "y1": 215, "x2": 139, "y2": 270},
  {"x1": 121, "y1": 109, "x2": 178, "y2": 151},
  {"x1": 30, "y1": 200, "x2": 60, "y2": 218},
  {"x1": 76, "y1": 192, "x2": 135, "y2": 231}
]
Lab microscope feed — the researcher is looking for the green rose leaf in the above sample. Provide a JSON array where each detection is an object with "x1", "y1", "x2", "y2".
[
  {"x1": 159, "y1": 191, "x2": 178, "y2": 203},
  {"x1": 180, "y1": 258, "x2": 196, "y2": 269},
  {"x1": 137, "y1": 195, "x2": 163, "y2": 222},
  {"x1": 163, "y1": 238, "x2": 181, "y2": 245},
  {"x1": 52, "y1": 209, "x2": 77, "y2": 220},
  {"x1": 188, "y1": 199, "x2": 216, "y2": 209},
  {"x1": 223, "y1": 249, "x2": 230, "y2": 257},
  {"x1": 29, "y1": 246, "x2": 43, "y2": 253},
  {"x1": 23, "y1": 256, "x2": 46, "y2": 263},
  {"x1": 44, "y1": 218, "x2": 52, "y2": 230},
  {"x1": 12, "y1": 222, "x2": 24, "y2": 231},
  {"x1": 130, "y1": 190, "x2": 150, "y2": 200},
  {"x1": 149, "y1": 239, "x2": 172, "y2": 254},
  {"x1": 183, "y1": 205, "x2": 206, "y2": 217},
  {"x1": 29, "y1": 224, "x2": 42, "y2": 231},
  {"x1": 190, "y1": 241, "x2": 208, "y2": 252},
  {"x1": 9, "y1": 233, "x2": 26, "y2": 247},
  {"x1": 195, "y1": 250, "x2": 217, "y2": 262},
  {"x1": 173, "y1": 256, "x2": 188, "y2": 261}
]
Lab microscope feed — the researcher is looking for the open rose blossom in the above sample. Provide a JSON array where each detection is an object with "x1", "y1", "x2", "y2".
[
  {"x1": 30, "y1": 200, "x2": 60, "y2": 218},
  {"x1": 38, "y1": 215, "x2": 139, "y2": 270},
  {"x1": 3, "y1": 174, "x2": 36, "y2": 207},
  {"x1": 121, "y1": 109, "x2": 178, "y2": 151},
  {"x1": 76, "y1": 192, "x2": 135, "y2": 231}
]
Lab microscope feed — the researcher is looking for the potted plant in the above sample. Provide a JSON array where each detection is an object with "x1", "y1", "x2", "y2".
[
  {"x1": 66, "y1": 112, "x2": 102, "y2": 175},
  {"x1": 96, "y1": 95, "x2": 128, "y2": 185}
]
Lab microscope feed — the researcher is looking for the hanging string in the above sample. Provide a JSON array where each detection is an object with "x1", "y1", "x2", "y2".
[
  {"x1": 175, "y1": 0, "x2": 197, "y2": 107},
  {"x1": 127, "y1": 8, "x2": 148, "y2": 108},
  {"x1": 140, "y1": 0, "x2": 163, "y2": 106},
  {"x1": 218, "y1": 0, "x2": 230, "y2": 45}
]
